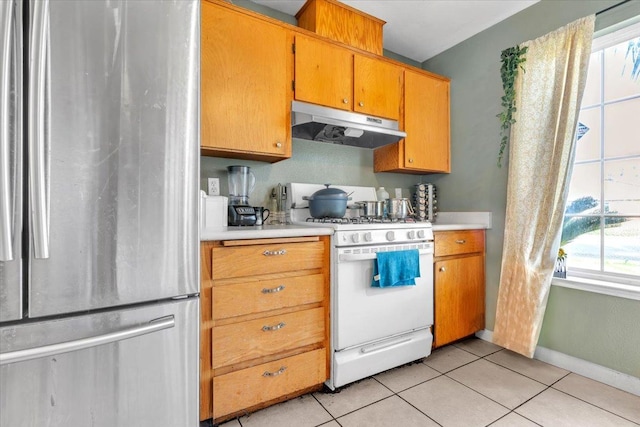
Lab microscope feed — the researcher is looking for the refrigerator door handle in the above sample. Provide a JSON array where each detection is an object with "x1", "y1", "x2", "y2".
[
  {"x1": 0, "y1": 0, "x2": 15, "y2": 261},
  {"x1": 0, "y1": 315, "x2": 175, "y2": 365},
  {"x1": 28, "y1": 0, "x2": 50, "y2": 259}
]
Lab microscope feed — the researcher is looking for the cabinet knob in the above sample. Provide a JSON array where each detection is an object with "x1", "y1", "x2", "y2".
[
  {"x1": 276, "y1": 142, "x2": 282, "y2": 148},
  {"x1": 359, "y1": 101, "x2": 364, "y2": 107},
  {"x1": 455, "y1": 239, "x2": 466, "y2": 244},
  {"x1": 342, "y1": 98, "x2": 349, "y2": 104},
  {"x1": 408, "y1": 158, "x2": 414, "y2": 163},
  {"x1": 439, "y1": 267, "x2": 445, "y2": 272}
]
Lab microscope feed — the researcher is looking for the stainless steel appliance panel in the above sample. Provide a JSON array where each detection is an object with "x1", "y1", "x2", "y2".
[
  {"x1": 0, "y1": 0, "x2": 23, "y2": 322},
  {"x1": 27, "y1": 0, "x2": 200, "y2": 317},
  {"x1": 0, "y1": 298, "x2": 199, "y2": 427}
]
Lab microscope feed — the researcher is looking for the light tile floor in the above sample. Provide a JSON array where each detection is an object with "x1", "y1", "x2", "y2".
[{"x1": 209, "y1": 338, "x2": 640, "y2": 427}]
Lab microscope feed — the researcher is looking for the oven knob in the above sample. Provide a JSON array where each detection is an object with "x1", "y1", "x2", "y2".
[
  {"x1": 386, "y1": 231, "x2": 395, "y2": 241},
  {"x1": 417, "y1": 230, "x2": 426, "y2": 239},
  {"x1": 408, "y1": 230, "x2": 416, "y2": 240},
  {"x1": 351, "y1": 233, "x2": 360, "y2": 243},
  {"x1": 364, "y1": 232, "x2": 373, "y2": 242}
]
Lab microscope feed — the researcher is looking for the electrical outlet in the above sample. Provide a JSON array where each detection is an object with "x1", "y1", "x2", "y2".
[
  {"x1": 395, "y1": 188, "x2": 402, "y2": 198},
  {"x1": 208, "y1": 178, "x2": 220, "y2": 196}
]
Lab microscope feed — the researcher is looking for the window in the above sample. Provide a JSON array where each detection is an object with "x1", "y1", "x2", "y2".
[{"x1": 560, "y1": 21, "x2": 640, "y2": 288}]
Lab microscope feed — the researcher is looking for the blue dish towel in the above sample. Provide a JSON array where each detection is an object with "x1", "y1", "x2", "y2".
[{"x1": 372, "y1": 249, "x2": 421, "y2": 288}]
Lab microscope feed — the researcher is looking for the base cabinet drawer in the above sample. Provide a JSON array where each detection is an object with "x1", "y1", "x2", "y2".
[
  {"x1": 213, "y1": 349, "x2": 326, "y2": 419},
  {"x1": 213, "y1": 307, "x2": 325, "y2": 369},
  {"x1": 213, "y1": 273, "x2": 325, "y2": 320},
  {"x1": 434, "y1": 230, "x2": 484, "y2": 257},
  {"x1": 212, "y1": 241, "x2": 324, "y2": 279}
]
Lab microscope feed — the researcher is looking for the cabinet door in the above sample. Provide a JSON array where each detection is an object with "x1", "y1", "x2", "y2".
[
  {"x1": 434, "y1": 255, "x2": 484, "y2": 347},
  {"x1": 294, "y1": 35, "x2": 353, "y2": 111},
  {"x1": 404, "y1": 70, "x2": 450, "y2": 172},
  {"x1": 201, "y1": 2, "x2": 291, "y2": 160},
  {"x1": 353, "y1": 55, "x2": 402, "y2": 120}
]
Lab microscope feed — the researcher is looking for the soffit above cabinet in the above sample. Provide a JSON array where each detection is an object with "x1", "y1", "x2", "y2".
[{"x1": 251, "y1": 0, "x2": 540, "y2": 62}]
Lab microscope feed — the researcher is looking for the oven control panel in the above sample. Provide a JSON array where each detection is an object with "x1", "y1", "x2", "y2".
[{"x1": 335, "y1": 227, "x2": 433, "y2": 247}]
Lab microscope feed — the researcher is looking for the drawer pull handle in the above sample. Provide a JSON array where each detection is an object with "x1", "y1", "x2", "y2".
[
  {"x1": 263, "y1": 249, "x2": 287, "y2": 256},
  {"x1": 262, "y1": 285, "x2": 286, "y2": 294},
  {"x1": 455, "y1": 239, "x2": 466, "y2": 244},
  {"x1": 263, "y1": 366, "x2": 287, "y2": 377},
  {"x1": 262, "y1": 322, "x2": 286, "y2": 332}
]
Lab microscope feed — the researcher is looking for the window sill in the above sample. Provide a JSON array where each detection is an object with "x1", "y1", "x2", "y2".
[{"x1": 551, "y1": 276, "x2": 640, "y2": 301}]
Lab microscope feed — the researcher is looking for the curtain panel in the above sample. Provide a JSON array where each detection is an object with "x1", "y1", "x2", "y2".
[{"x1": 493, "y1": 15, "x2": 595, "y2": 357}]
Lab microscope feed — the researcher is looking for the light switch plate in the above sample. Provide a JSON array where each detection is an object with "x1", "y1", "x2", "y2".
[{"x1": 208, "y1": 178, "x2": 220, "y2": 196}]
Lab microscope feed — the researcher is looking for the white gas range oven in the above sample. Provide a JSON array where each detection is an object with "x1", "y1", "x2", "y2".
[{"x1": 288, "y1": 183, "x2": 434, "y2": 390}]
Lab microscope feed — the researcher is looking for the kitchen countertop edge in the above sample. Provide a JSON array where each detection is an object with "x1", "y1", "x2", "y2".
[
  {"x1": 200, "y1": 225, "x2": 334, "y2": 241},
  {"x1": 431, "y1": 223, "x2": 489, "y2": 231}
]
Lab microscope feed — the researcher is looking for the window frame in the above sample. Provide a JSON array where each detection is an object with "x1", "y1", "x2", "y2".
[{"x1": 556, "y1": 20, "x2": 640, "y2": 298}]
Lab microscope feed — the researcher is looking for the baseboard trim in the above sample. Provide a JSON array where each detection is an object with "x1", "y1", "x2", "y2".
[{"x1": 474, "y1": 329, "x2": 640, "y2": 397}]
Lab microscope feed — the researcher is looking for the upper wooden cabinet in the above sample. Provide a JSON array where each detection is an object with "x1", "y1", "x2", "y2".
[
  {"x1": 374, "y1": 70, "x2": 451, "y2": 174},
  {"x1": 294, "y1": 34, "x2": 353, "y2": 112},
  {"x1": 201, "y1": 1, "x2": 292, "y2": 162},
  {"x1": 294, "y1": 34, "x2": 402, "y2": 121},
  {"x1": 296, "y1": 0, "x2": 385, "y2": 55}
]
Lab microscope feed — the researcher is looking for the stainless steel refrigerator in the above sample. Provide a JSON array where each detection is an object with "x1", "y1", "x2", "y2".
[{"x1": 0, "y1": 1, "x2": 200, "y2": 426}]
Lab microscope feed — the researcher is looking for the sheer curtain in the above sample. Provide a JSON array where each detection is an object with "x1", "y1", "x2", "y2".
[{"x1": 493, "y1": 16, "x2": 596, "y2": 357}]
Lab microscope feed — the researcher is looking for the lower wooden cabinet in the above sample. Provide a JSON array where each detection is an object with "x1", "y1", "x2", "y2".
[
  {"x1": 213, "y1": 349, "x2": 326, "y2": 418},
  {"x1": 433, "y1": 230, "x2": 485, "y2": 347},
  {"x1": 200, "y1": 236, "x2": 330, "y2": 423}
]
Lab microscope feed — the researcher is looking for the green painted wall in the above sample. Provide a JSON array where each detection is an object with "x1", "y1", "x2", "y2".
[
  {"x1": 422, "y1": 0, "x2": 640, "y2": 378},
  {"x1": 201, "y1": 140, "x2": 420, "y2": 208}
]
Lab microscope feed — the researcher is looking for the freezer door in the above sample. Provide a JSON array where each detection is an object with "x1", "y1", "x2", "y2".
[
  {"x1": 27, "y1": 0, "x2": 200, "y2": 317},
  {"x1": 0, "y1": 298, "x2": 199, "y2": 427},
  {"x1": 0, "y1": 0, "x2": 23, "y2": 322}
]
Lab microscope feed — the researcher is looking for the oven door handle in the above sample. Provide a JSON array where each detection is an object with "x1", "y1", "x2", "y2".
[{"x1": 339, "y1": 247, "x2": 433, "y2": 262}]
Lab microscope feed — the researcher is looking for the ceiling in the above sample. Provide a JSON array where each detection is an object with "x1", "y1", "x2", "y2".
[{"x1": 250, "y1": 0, "x2": 540, "y2": 63}]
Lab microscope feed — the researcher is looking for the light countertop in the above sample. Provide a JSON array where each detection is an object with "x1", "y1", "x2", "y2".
[
  {"x1": 431, "y1": 212, "x2": 492, "y2": 232},
  {"x1": 200, "y1": 224, "x2": 333, "y2": 241},
  {"x1": 200, "y1": 212, "x2": 492, "y2": 241}
]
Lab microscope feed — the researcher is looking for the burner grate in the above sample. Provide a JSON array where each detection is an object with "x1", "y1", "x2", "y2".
[{"x1": 306, "y1": 216, "x2": 418, "y2": 224}]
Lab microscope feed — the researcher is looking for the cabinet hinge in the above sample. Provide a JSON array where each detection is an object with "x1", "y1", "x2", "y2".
[
  {"x1": 292, "y1": 43, "x2": 295, "y2": 54},
  {"x1": 292, "y1": 80, "x2": 295, "y2": 91}
]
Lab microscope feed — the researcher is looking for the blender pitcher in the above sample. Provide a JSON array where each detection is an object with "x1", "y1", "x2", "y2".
[{"x1": 227, "y1": 165, "x2": 256, "y2": 206}]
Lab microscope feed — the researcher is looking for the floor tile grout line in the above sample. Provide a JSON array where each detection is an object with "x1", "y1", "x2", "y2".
[
  {"x1": 373, "y1": 363, "x2": 446, "y2": 394},
  {"x1": 392, "y1": 388, "x2": 445, "y2": 427},
  {"x1": 314, "y1": 391, "x2": 397, "y2": 421},
  {"x1": 310, "y1": 392, "x2": 342, "y2": 426},
  {"x1": 442, "y1": 371, "x2": 524, "y2": 413},
  {"x1": 479, "y1": 353, "x2": 569, "y2": 388},
  {"x1": 422, "y1": 355, "x2": 483, "y2": 375},
  {"x1": 549, "y1": 383, "x2": 640, "y2": 426},
  {"x1": 484, "y1": 410, "x2": 543, "y2": 427}
]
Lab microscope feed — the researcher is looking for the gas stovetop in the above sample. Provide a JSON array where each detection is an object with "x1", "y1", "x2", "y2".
[{"x1": 288, "y1": 183, "x2": 432, "y2": 233}]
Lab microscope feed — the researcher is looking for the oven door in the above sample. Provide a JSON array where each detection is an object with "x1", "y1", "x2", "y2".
[{"x1": 333, "y1": 242, "x2": 434, "y2": 351}]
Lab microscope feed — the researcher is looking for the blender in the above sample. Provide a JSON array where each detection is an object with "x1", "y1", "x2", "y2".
[{"x1": 227, "y1": 165, "x2": 258, "y2": 226}]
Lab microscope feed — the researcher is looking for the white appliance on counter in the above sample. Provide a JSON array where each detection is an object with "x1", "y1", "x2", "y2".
[
  {"x1": 201, "y1": 192, "x2": 229, "y2": 230},
  {"x1": 0, "y1": 1, "x2": 199, "y2": 426},
  {"x1": 288, "y1": 183, "x2": 434, "y2": 390}
]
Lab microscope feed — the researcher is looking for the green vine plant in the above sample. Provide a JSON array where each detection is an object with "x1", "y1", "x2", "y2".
[{"x1": 497, "y1": 45, "x2": 528, "y2": 167}]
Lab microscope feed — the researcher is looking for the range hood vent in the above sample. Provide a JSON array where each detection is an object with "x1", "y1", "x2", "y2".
[{"x1": 291, "y1": 101, "x2": 406, "y2": 149}]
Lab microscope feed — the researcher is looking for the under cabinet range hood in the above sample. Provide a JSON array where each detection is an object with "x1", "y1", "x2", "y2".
[{"x1": 291, "y1": 101, "x2": 407, "y2": 149}]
